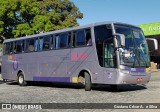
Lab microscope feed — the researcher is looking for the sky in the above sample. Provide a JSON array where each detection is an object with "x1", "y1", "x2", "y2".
[{"x1": 71, "y1": 0, "x2": 160, "y2": 26}]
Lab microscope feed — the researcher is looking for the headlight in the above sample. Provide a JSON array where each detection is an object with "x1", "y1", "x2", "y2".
[{"x1": 146, "y1": 67, "x2": 151, "y2": 73}]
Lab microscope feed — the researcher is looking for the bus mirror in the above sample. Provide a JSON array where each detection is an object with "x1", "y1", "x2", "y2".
[
  {"x1": 146, "y1": 38, "x2": 158, "y2": 52},
  {"x1": 114, "y1": 34, "x2": 125, "y2": 48}
]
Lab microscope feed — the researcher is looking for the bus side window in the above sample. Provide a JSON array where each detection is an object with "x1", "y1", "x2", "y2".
[
  {"x1": 25, "y1": 39, "x2": 29, "y2": 52},
  {"x1": 39, "y1": 37, "x2": 43, "y2": 51},
  {"x1": 3, "y1": 43, "x2": 6, "y2": 54},
  {"x1": 60, "y1": 33, "x2": 68, "y2": 48},
  {"x1": 50, "y1": 35, "x2": 55, "y2": 50},
  {"x1": 55, "y1": 35, "x2": 60, "y2": 49},
  {"x1": 34, "y1": 38, "x2": 38, "y2": 52},
  {"x1": 22, "y1": 40, "x2": 25, "y2": 52},
  {"x1": 43, "y1": 36, "x2": 50, "y2": 50},
  {"x1": 28, "y1": 39, "x2": 34, "y2": 52},
  {"x1": 17, "y1": 40, "x2": 23, "y2": 53},
  {"x1": 76, "y1": 30, "x2": 86, "y2": 46},
  {"x1": 86, "y1": 29, "x2": 92, "y2": 46},
  {"x1": 13, "y1": 42, "x2": 17, "y2": 53},
  {"x1": 4, "y1": 43, "x2": 10, "y2": 54}
]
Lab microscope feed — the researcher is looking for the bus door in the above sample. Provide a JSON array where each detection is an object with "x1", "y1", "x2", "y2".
[{"x1": 103, "y1": 39, "x2": 116, "y2": 68}]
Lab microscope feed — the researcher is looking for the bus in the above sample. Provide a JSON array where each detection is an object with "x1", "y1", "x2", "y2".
[{"x1": 2, "y1": 21, "x2": 157, "y2": 91}]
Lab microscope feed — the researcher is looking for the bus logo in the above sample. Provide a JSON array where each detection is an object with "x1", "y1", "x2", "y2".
[{"x1": 71, "y1": 53, "x2": 88, "y2": 61}]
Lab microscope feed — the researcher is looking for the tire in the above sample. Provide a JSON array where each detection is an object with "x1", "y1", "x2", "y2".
[
  {"x1": 110, "y1": 85, "x2": 118, "y2": 91},
  {"x1": 18, "y1": 72, "x2": 27, "y2": 86},
  {"x1": 84, "y1": 72, "x2": 91, "y2": 91}
]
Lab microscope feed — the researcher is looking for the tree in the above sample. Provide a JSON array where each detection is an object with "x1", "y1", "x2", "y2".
[{"x1": 0, "y1": 0, "x2": 83, "y2": 39}]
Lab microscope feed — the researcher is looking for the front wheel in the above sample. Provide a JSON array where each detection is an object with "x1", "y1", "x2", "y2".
[
  {"x1": 84, "y1": 72, "x2": 91, "y2": 91},
  {"x1": 18, "y1": 72, "x2": 27, "y2": 86}
]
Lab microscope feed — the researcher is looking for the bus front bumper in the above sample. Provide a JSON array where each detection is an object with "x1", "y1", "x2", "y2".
[{"x1": 116, "y1": 72, "x2": 151, "y2": 85}]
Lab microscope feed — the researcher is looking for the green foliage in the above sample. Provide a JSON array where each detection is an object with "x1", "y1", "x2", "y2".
[{"x1": 0, "y1": 0, "x2": 83, "y2": 39}]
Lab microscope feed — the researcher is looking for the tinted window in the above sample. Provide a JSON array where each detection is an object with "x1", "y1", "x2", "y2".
[
  {"x1": 22, "y1": 40, "x2": 25, "y2": 52},
  {"x1": 15, "y1": 40, "x2": 25, "y2": 53},
  {"x1": 94, "y1": 25, "x2": 114, "y2": 67},
  {"x1": 86, "y1": 29, "x2": 92, "y2": 46},
  {"x1": 39, "y1": 37, "x2": 43, "y2": 51},
  {"x1": 4, "y1": 43, "x2": 10, "y2": 54},
  {"x1": 34, "y1": 38, "x2": 38, "y2": 51},
  {"x1": 13, "y1": 42, "x2": 17, "y2": 53},
  {"x1": 94, "y1": 25, "x2": 112, "y2": 41},
  {"x1": 28, "y1": 39, "x2": 34, "y2": 52},
  {"x1": 25, "y1": 39, "x2": 29, "y2": 52},
  {"x1": 60, "y1": 33, "x2": 68, "y2": 48},
  {"x1": 56, "y1": 35, "x2": 60, "y2": 49},
  {"x1": 50, "y1": 35, "x2": 55, "y2": 49},
  {"x1": 9, "y1": 42, "x2": 13, "y2": 54},
  {"x1": 43, "y1": 36, "x2": 50, "y2": 50},
  {"x1": 76, "y1": 30, "x2": 85, "y2": 46},
  {"x1": 16, "y1": 41, "x2": 23, "y2": 53}
]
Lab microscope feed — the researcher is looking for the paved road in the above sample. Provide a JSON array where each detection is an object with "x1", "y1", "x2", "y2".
[{"x1": 0, "y1": 71, "x2": 160, "y2": 112}]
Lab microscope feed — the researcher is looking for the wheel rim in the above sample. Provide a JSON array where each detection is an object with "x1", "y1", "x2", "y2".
[{"x1": 19, "y1": 75, "x2": 24, "y2": 84}]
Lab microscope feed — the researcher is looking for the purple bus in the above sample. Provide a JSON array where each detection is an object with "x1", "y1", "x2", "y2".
[{"x1": 2, "y1": 22, "x2": 157, "y2": 91}]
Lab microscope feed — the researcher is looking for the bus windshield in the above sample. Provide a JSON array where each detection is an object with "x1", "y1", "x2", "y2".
[{"x1": 114, "y1": 24, "x2": 150, "y2": 67}]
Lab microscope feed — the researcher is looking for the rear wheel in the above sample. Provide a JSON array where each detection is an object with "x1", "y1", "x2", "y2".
[{"x1": 18, "y1": 72, "x2": 27, "y2": 86}]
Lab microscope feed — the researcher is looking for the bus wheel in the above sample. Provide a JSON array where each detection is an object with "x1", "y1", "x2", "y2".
[
  {"x1": 84, "y1": 72, "x2": 91, "y2": 91},
  {"x1": 18, "y1": 72, "x2": 27, "y2": 86}
]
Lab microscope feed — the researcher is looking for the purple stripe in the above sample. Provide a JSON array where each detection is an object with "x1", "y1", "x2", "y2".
[
  {"x1": 130, "y1": 68, "x2": 145, "y2": 73},
  {"x1": 33, "y1": 76, "x2": 70, "y2": 82},
  {"x1": 122, "y1": 66, "x2": 145, "y2": 73}
]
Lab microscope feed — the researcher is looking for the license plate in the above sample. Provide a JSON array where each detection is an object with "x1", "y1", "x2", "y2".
[{"x1": 137, "y1": 78, "x2": 143, "y2": 82}]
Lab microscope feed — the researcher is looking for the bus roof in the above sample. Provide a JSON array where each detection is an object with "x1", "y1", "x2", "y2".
[{"x1": 3, "y1": 21, "x2": 138, "y2": 43}]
